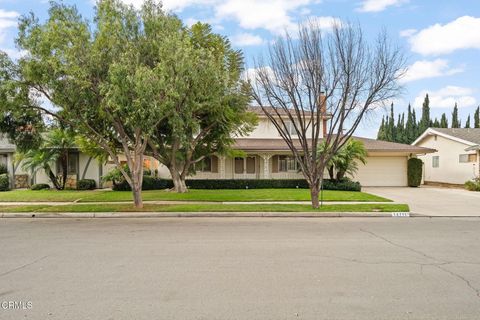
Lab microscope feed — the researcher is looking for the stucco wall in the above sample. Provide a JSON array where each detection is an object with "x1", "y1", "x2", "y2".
[
  {"x1": 244, "y1": 117, "x2": 320, "y2": 139},
  {"x1": 416, "y1": 134, "x2": 478, "y2": 184}
]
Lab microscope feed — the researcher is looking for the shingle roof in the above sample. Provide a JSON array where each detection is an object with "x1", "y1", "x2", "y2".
[
  {"x1": 233, "y1": 136, "x2": 436, "y2": 154},
  {"x1": 428, "y1": 128, "x2": 480, "y2": 145}
]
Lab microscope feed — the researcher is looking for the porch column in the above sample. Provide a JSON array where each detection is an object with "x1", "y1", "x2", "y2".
[
  {"x1": 219, "y1": 156, "x2": 226, "y2": 179},
  {"x1": 260, "y1": 154, "x2": 272, "y2": 179}
]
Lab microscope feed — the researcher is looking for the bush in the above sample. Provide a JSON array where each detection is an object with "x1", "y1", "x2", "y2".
[
  {"x1": 0, "y1": 174, "x2": 9, "y2": 191},
  {"x1": 112, "y1": 176, "x2": 173, "y2": 191},
  {"x1": 407, "y1": 158, "x2": 423, "y2": 187},
  {"x1": 112, "y1": 178, "x2": 361, "y2": 191},
  {"x1": 31, "y1": 183, "x2": 50, "y2": 190},
  {"x1": 77, "y1": 179, "x2": 96, "y2": 190},
  {"x1": 465, "y1": 178, "x2": 480, "y2": 191},
  {"x1": 0, "y1": 163, "x2": 8, "y2": 175}
]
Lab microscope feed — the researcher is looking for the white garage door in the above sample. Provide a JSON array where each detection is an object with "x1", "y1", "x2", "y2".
[{"x1": 354, "y1": 156, "x2": 408, "y2": 187}]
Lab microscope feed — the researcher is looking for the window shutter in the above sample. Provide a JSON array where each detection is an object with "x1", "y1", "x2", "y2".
[
  {"x1": 211, "y1": 156, "x2": 218, "y2": 173},
  {"x1": 272, "y1": 155, "x2": 278, "y2": 173}
]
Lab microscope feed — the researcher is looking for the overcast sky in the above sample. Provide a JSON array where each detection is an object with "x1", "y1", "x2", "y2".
[{"x1": 1, "y1": 0, "x2": 479, "y2": 137}]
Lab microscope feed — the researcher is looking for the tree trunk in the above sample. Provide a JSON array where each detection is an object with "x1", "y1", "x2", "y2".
[
  {"x1": 170, "y1": 167, "x2": 188, "y2": 193},
  {"x1": 132, "y1": 184, "x2": 143, "y2": 208},
  {"x1": 310, "y1": 183, "x2": 320, "y2": 209},
  {"x1": 328, "y1": 165, "x2": 334, "y2": 180}
]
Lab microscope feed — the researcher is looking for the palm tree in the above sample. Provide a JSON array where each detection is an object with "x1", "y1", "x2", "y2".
[
  {"x1": 333, "y1": 139, "x2": 367, "y2": 180},
  {"x1": 318, "y1": 139, "x2": 368, "y2": 181},
  {"x1": 18, "y1": 128, "x2": 76, "y2": 190}
]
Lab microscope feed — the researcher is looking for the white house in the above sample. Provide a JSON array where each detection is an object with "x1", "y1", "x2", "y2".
[
  {"x1": 157, "y1": 107, "x2": 436, "y2": 187},
  {"x1": 412, "y1": 128, "x2": 480, "y2": 185}
]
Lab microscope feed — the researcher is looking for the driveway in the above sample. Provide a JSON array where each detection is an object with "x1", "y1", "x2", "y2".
[{"x1": 365, "y1": 186, "x2": 480, "y2": 216}]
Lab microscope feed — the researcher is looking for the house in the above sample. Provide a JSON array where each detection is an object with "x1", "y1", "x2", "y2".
[
  {"x1": 158, "y1": 108, "x2": 436, "y2": 187},
  {"x1": 0, "y1": 135, "x2": 159, "y2": 189},
  {"x1": 412, "y1": 128, "x2": 480, "y2": 185}
]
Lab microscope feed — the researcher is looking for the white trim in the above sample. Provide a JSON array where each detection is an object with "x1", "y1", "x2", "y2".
[{"x1": 412, "y1": 128, "x2": 477, "y2": 147}]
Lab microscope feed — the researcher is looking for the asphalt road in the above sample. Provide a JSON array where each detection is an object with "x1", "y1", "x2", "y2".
[{"x1": 1, "y1": 217, "x2": 480, "y2": 320}]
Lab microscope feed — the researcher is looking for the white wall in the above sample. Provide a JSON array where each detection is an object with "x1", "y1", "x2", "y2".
[
  {"x1": 416, "y1": 135, "x2": 479, "y2": 184},
  {"x1": 242, "y1": 116, "x2": 321, "y2": 139}
]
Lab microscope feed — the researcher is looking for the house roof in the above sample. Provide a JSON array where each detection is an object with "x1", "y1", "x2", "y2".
[
  {"x1": 413, "y1": 128, "x2": 480, "y2": 147},
  {"x1": 233, "y1": 136, "x2": 436, "y2": 154}
]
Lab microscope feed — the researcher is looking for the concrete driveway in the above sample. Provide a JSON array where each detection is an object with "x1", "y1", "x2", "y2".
[{"x1": 365, "y1": 186, "x2": 480, "y2": 216}]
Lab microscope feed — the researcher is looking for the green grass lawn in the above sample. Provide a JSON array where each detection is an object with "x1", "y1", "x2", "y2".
[
  {"x1": 0, "y1": 189, "x2": 390, "y2": 203},
  {"x1": 0, "y1": 203, "x2": 408, "y2": 213}
]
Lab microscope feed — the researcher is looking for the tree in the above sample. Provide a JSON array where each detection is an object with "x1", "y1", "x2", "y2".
[
  {"x1": 251, "y1": 22, "x2": 405, "y2": 208},
  {"x1": 330, "y1": 139, "x2": 368, "y2": 181},
  {"x1": 377, "y1": 116, "x2": 386, "y2": 140},
  {"x1": 14, "y1": 0, "x2": 180, "y2": 207},
  {"x1": 147, "y1": 23, "x2": 256, "y2": 193},
  {"x1": 451, "y1": 103, "x2": 460, "y2": 128},
  {"x1": 418, "y1": 94, "x2": 431, "y2": 134},
  {"x1": 405, "y1": 104, "x2": 416, "y2": 143},
  {"x1": 432, "y1": 118, "x2": 440, "y2": 128},
  {"x1": 18, "y1": 128, "x2": 76, "y2": 190},
  {"x1": 465, "y1": 115, "x2": 471, "y2": 128},
  {"x1": 474, "y1": 106, "x2": 480, "y2": 128},
  {"x1": 440, "y1": 113, "x2": 448, "y2": 128},
  {"x1": 386, "y1": 104, "x2": 396, "y2": 142}
]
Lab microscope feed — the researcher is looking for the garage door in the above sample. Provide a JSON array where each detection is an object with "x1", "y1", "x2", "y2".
[{"x1": 354, "y1": 156, "x2": 408, "y2": 187}]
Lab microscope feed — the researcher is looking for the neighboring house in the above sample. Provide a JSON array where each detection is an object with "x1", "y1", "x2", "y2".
[
  {"x1": 157, "y1": 108, "x2": 436, "y2": 187},
  {"x1": 412, "y1": 128, "x2": 480, "y2": 185},
  {"x1": 0, "y1": 135, "x2": 159, "y2": 189}
]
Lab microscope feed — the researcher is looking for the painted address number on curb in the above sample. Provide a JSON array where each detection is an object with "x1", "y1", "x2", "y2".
[{"x1": 391, "y1": 212, "x2": 410, "y2": 217}]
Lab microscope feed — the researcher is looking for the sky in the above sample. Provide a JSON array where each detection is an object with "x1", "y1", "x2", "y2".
[{"x1": 1, "y1": 0, "x2": 480, "y2": 138}]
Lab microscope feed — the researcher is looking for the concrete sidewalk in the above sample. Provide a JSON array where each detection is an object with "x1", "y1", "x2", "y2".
[{"x1": 0, "y1": 211, "x2": 411, "y2": 218}]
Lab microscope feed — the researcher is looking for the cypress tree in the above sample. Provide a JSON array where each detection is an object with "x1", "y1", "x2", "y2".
[
  {"x1": 377, "y1": 116, "x2": 386, "y2": 140},
  {"x1": 432, "y1": 118, "x2": 440, "y2": 127},
  {"x1": 419, "y1": 94, "x2": 431, "y2": 134},
  {"x1": 451, "y1": 103, "x2": 460, "y2": 128},
  {"x1": 405, "y1": 104, "x2": 416, "y2": 143},
  {"x1": 465, "y1": 115, "x2": 471, "y2": 128},
  {"x1": 474, "y1": 106, "x2": 480, "y2": 128},
  {"x1": 387, "y1": 103, "x2": 395, "y2": 142},
  {"x1": 440, "y1": 113, "x2": 448, "y2": 128}
]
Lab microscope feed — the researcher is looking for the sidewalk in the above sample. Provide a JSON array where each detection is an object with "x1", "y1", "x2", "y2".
[{"x1": 0, "y1": 211, "x2": 412, "y2": 218}]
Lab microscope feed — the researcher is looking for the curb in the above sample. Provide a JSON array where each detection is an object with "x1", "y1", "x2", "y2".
[{"x1": 0, "y1": 211, "x2": 414, "y2": 218}]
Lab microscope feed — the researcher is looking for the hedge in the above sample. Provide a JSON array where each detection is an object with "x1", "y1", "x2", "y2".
[
  {"x1": 77, "y1": 179, "x2": 96, "y2": 190},
  {"x1": 465, "y1": 178, "x2": 480, "y2": 191},
  {"x1": 112, "y1": 177, "x2": 361, "y2": 192},
  {"x1": 31, "y1": 183, "x2": 50, "y2": 190},
  {"x1": 0, "y1": 174, "x2": 9, "y2": 191},
  {"x1": 407, "y1": 158, "x2": 423, "y2": 187}
]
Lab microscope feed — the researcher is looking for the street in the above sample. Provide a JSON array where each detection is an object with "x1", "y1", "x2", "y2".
[{"x1": 1, "y1": 217, "x2": 480, "y2": 320}]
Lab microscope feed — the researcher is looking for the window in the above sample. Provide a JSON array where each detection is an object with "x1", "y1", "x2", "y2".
[
  {"x1": 459, "y1": 154, "x2": 477, "y2": 163},
  {"x1": 196, "y1": 157, "x2": 212, "y2": 172},
  {"x1": 235, "y1": 157, "x2": 244, "y2": 174},
  {"x1": 57, "y1": 153, "x2": 78, "y2": 175},
  {"x1": 283, "y1": 121, "x2": 298, "y2": 136},
  {"x1": 234, "y1": 157, "x2": 256, "y2": 174},
  {"x1": 279, "y1": 155, "x2": 298, "y2": 172},
  {"x1": 246, "y1": 157, "x2": 256, "y2": 174},
  {"x1": 432, "y1": 156, "x2": 439, "y2": 168}
]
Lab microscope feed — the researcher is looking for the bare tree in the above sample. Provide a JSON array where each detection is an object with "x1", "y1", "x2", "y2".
[{"x1": 250, "y1": 22, "x2": 406, "y2": 208}]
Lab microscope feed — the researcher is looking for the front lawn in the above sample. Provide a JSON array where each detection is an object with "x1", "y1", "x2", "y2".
[
  {"x1": 0, "y1": 189, "x2": 390, "y2": 203},
  {"x1": 0, "y1": 203, "x2": 408, "y2": 213}
]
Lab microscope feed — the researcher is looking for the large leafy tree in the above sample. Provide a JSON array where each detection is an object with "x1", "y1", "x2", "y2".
[
  {"x1": 13, "y1": 0, "x2": 182, "y2": 207},
  {"x1": 147, "y1": 23, "x2": 256, "y2": 193}
]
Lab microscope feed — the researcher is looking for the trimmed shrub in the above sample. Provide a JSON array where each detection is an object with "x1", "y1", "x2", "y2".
[
  {"x1": 0, "y1": 174, "x2": 9, "y2": 191},
  {"x1": 407, "y1": 158, "x2": 423, "y2": 187},
  {"x1": 31, "y1": 183, "x2": 50, "y2": 190},
  {"x1": 112, "y1": 178, "x2": 361, "y2": 191},
  {"x1": 0, "y1": 163, "x2": 8, "y2": 175},
  {"x1": 112, "y1": 176, "x2": 173, "y2": 191},
  {"x1": 465, "y1": 178, "x2": 480, "y2": 191},
  {"x1": 77, "y1": 179, "x2": 96, "y2": 190}
]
